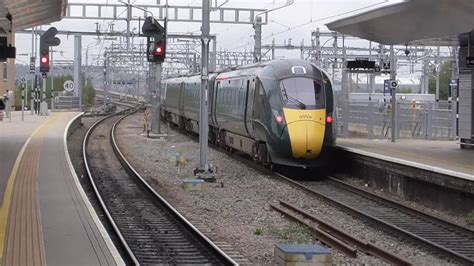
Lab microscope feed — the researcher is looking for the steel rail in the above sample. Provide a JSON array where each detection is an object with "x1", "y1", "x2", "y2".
[
  {"x1": 84, "y1": 108, "x2": 237, "y2": 265},
  {"x1": 327, "y1": 176, "x2": 474, "y2": 237},
  {"x1": 111, "y1": 111, "x2": 238, "y2": 266},
  {"x1": 270, "y1": 203, "x2": 358, "y2": 258},
  {"x1": 83, "y1": 109, "x2": 139, "y2": 265},
  {"x1": 158, "y1": 108, "x2": 474, "y2": 265},
  {"x1": 274, "y1": 172, "x2": 474, "y2": 265},
  {"x1": 277, "y1": 200, "x2": 412, "y2": 266}
]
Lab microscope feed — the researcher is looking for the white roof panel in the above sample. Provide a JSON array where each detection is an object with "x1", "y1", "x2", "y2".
[{"x1": 326, "y1": 0, "x2": 474, "y2": 45}]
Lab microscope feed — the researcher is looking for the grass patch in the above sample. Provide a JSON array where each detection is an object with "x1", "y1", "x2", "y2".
[
  {"x1": 254, "y1": 227, "x2": 264, "y2": 236},
  {"x1": 467, "y1": 211, "x2": 474, "y2": 226},
  {"x1": 270, "y1": 223, "x2": 314, "y2": 244}
]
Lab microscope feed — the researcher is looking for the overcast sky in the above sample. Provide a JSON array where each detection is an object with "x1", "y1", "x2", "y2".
[{"x1": 14, "y1": 0, "x2": 396, "y2": 65}]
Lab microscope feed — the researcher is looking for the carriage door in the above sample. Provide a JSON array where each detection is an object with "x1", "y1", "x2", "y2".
[
  {"x1": 245, "y1": 78, "x2": 255, "y2": 135},
  {"x1": 179, "y1": 82, "x2": 185, "y2": 116}
]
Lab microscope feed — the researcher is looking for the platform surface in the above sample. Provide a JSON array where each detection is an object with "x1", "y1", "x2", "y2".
[
  {"x1": 337, "y1": 138, "x2": 474, "y2": 181},
  {"x1": 0, "y1": 112, "x2": 49, "y2": 202},
  {"x1": 0, "y1": 111, "x2": 121, "y2": 265}
]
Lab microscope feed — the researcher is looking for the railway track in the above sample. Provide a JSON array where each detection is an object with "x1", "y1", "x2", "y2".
[
  {"x1": 270, "y1": 200, "x2": 412, "y2": 265},
  {"x1": 276, "y1": 173, "x2": 474, "y2": 265},
  {"x1": 83, "y1": 109, "x2": 236, "y2": 265},
  {"x1": 213, "y1": 140, "x2": 474, "y2": 264},
  {"x1": 107, "y1": 109, "x2": 474, "y2": 264}
]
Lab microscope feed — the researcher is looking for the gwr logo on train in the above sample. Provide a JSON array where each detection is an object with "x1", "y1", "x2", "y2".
[{"x1": 299, "y1": 114, "x2": 313, "y2": 119}]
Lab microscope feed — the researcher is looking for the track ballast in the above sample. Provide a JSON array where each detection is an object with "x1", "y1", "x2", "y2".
[{"x1": 83, "y1": 109, "x2": 236, "y2": 265}]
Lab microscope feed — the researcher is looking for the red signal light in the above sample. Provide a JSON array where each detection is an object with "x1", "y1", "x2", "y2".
[
  {"x1": 39, "y1": 52, "x2": 50, "y2": 73},
  {"x1": 326, "y1": 115, "x2": 333, "y2": 124},
  {"x1": 153, "y1": 42, "x2": 165, "y2": 56}
]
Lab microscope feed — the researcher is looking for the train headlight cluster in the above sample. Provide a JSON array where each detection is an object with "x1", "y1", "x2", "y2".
[
  {"x1": 276, "y1": 115, "x2": 285, "y2": 124},
  {"x1": 326, "y1": 115, "x2": 333, "y2": 124}
]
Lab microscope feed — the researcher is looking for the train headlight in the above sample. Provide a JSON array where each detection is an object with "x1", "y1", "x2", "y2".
[
  {"x1": 273, "y1": 109, "x2": 285, "y2": 125},
  {"x1": 276, "y1": 115, "x2": 284, "y2": 124}
]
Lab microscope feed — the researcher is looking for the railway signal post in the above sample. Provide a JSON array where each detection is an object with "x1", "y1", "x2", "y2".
[
  {"x1": 194, "y1": 0, "x2": 214, "y2": 181},
  {"x1": 389, "y1": 45, "x2": 397, "y2": 143},
  {"x1": 143, "y1": 16, "x2": 166, "y2": 135},
  {"x1": 39, "y1": 27, "x2": 60, "y2": 115}
]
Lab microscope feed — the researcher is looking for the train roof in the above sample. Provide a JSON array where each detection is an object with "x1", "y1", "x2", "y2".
[{"x1": 163, "y1": 59, "x2": 324, "y2": 82}]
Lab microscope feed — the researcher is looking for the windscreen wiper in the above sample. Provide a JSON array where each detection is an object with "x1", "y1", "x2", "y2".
[{"x1": 286, "y1": 95, "x2": 306, "y2": 109}]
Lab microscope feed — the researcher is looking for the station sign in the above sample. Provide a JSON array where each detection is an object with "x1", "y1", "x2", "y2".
[
  {"x1": 466, "y1": 57, "x2": 474, "y2": 68},
  {"x1": 383, "y1": 79, "x2": 391, "y2": 96},
  {"x1": 389, "y1": 80, "x2": 398, "y2": 89},
  {"x1": 63, "y1": 80, "x2": 74, "y2": 92},
  {"x1": 449, "y1": 79, "x2": 458, "y2": 88},
  {"x1": 30, "y1": 57, "x2": 35, "y2": 73},
  {"x1": 347, "y1": 59, "x2": 375, "y2": 69}
]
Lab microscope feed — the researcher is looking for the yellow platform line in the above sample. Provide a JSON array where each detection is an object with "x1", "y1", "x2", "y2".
[{"x1": 0, "y1": 115, "x2": 57, "y2": 263}]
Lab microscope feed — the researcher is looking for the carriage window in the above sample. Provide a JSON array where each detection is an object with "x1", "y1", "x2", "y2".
[{"x1": 280, "y1": 77, "x2": 325, "y2": 109}]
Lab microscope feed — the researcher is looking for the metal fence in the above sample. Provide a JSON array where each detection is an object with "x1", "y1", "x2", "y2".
[
  {"x1": 337, "y1": 101, "x2": 456, "y2": 140},
  {"x1": 52, "y1": 96, "x2": 80, "y2": 110}
]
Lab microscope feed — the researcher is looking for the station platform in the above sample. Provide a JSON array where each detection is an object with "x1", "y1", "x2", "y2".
[
  {"x1": 336, "y1": 138, "x2": 474, "y2": 181},
  {"x1": 0, "y1": 111, "x2": 122, "y2": 265}
]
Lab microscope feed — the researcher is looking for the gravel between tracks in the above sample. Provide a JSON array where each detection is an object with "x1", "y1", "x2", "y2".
[
  {"x1": 338, "y1": 174, "x2": 473, "y2": 229},
  {"x1": 116, "y1": 111, "x2": 456, "y2": 265},
  {"x1": 67, "y1": 113, "x2": 129, "y2": 262}
]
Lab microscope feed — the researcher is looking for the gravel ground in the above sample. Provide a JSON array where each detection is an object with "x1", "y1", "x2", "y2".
[
  {"x1": 337, "y1": 174, "x2": 474, "y2": 230},
  {"x1": 67, "y1": 111, "x2": 130, "y2": 263},
  {"x1": 116, "y1": 112, "x2": 457, "y2": 265},
  {"x1": 67, "y1": 115, "x2": 108, "y2": 212}
]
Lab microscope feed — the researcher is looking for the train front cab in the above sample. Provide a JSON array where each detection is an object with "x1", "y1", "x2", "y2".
[{"x1": 261, "y1": 64, "x2": 335, "y2": 168}]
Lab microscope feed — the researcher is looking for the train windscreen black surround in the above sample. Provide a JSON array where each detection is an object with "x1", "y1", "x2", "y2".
[{"x1": 279, "y1": 77, "x2": 325, "y2": 109}]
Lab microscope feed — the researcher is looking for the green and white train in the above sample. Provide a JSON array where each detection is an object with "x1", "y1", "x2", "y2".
[{"x1": 161, "y1": 59, "x2": 336, "y2": 168}]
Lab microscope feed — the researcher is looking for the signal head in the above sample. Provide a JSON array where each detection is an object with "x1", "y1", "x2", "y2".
[{"x1": 153, "y1": 42, "x2": 165, "y2": 56}]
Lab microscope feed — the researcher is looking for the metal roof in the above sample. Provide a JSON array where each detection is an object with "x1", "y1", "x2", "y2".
[
  {"x1": 326, "y1": 0, "x2": 474, "y2": 45},
  {"x1": 1, "y1": 0, "x2": 67, "y2": 32}
]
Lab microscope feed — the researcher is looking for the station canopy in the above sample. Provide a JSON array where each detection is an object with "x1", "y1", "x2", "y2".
[
  {"x1": 0, "y1": 0, "x2": 67, "y2": 32},
  {"x1": 326, "y1": 0, "x2": 474, "y2": 46}
]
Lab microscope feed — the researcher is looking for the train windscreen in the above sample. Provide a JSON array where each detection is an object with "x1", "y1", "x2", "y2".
[{"x1": 280, "y1": 77, "x2": 325, "y2": 109}]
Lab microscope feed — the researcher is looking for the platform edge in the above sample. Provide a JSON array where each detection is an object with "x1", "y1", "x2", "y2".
[
  {"x1": 63, "y1": 113, "x2": 124, "y2": 266},
  {"x1": 337, "y1": 145, "x2": 474, "y2": 181}
]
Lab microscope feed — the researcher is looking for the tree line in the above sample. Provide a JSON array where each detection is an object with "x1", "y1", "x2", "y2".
[{"x1": 13, "y1": 74, "x2": 96, "y2": 109}]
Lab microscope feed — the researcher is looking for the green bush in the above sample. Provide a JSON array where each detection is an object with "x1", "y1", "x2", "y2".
[
  {"x1": 82, "y1": 81, "x2": 96, "y2": 108},
  {"x1": 45, "y1": 75, "x2": 73, "y2": 98},
  {"x1": 468, "y1": 211, "x2": 474, "y2": 226},
  {"x1": 397, "y1": 87, "x2": 412, "y2": 94},
  {"x1": 428, "y1": 61, "x2": 453, "y2": 100}
]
